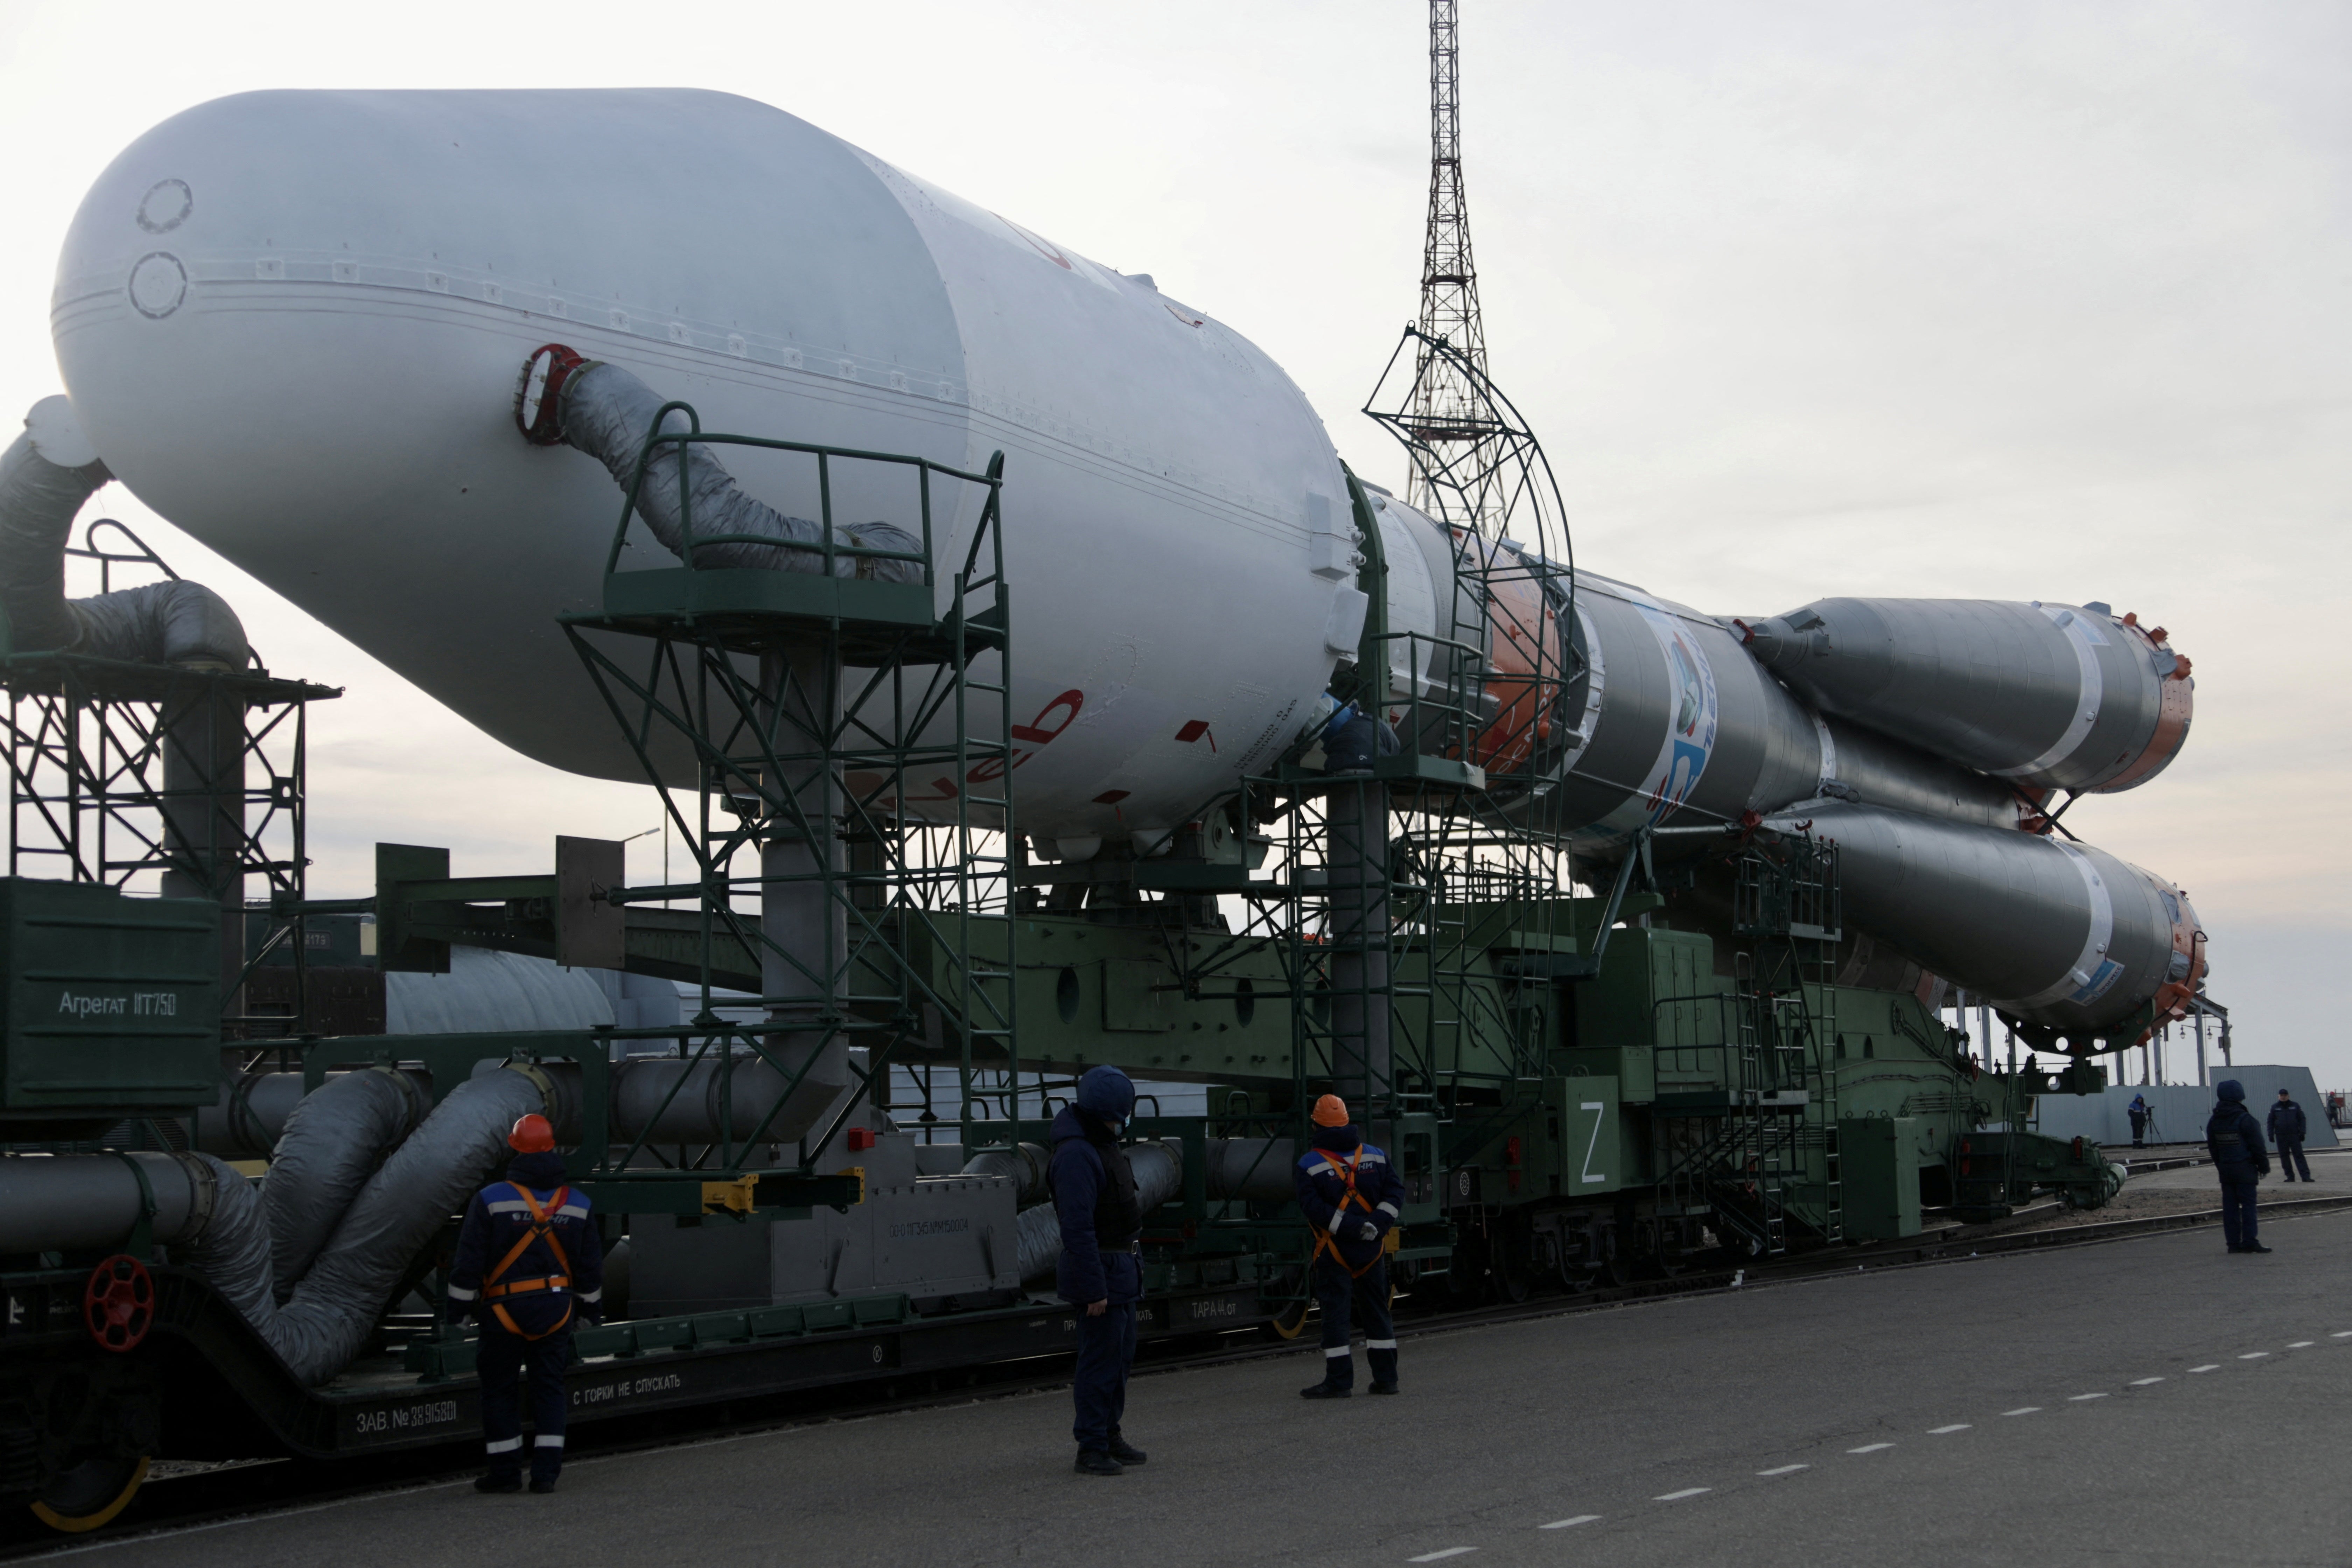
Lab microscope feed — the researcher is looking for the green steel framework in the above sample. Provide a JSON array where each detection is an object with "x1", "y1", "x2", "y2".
[
  {"x1": 550, "y1": 404, "x2": 1022, "y2": 1196},
  {"x1": 0, "y1": 517, "x2": 340, "y2": 1059}
]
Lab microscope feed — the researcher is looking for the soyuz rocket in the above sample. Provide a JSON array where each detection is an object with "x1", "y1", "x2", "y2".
[{"x1": 40, "y1": 89, "x2": 2204, "y2": 1050}]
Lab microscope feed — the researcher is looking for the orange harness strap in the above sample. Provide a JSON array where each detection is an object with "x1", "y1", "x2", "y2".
[
  {"x1": 1307, "y1": 1148, "x2": 1384, "y2": 1280},
  {"x1": 484, "y1": 1185, "x2": 576, "y2": 1341}
]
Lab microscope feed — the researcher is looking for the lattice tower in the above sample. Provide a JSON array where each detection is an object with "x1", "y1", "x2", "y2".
[{"x1": 1406, "y1": 0, "x2": 1498, "y2": 521}]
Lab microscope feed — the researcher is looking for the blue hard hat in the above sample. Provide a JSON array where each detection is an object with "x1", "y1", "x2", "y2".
[
  {"x1": 2216, "y1": 1079, "x2": 2245, "y2": 1102},
  {"x1": 1075, "y1": 1065, "x2": 1135, "y2": 1126}
]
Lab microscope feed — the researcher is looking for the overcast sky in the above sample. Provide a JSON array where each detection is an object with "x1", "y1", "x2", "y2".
[{"x1": 2, "y1": 1, "x2": 2345, "y2": 1087}]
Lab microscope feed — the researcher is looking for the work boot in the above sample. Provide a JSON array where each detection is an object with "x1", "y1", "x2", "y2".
[
  {"x1": 1300, "y1": 1382, "x2": 1351, "y2": 1400},
  {"x1": 2245, "y1": 1242, "x2": 2274, "y2": 1254},
  {"x1": 1074, "y1": 1448, "x2": 1124, "y2": 1476},
  {"x1": 1106, "y1": 1434, "x2": 1148, "y2": 1465},
  {"x1": 529, "y1": 1476, "x2": 559, "y2": 1494},
  {"x1": 475, "y1": 1473, "x2": 522, "y2": 1494},
  {"x1": 1368, "y1": 1381, "x2": 1400, "y2": 1395}
]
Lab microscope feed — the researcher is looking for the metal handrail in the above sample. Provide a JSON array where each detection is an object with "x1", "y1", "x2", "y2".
[{"x1": 604, "y1": 398, "x2": 1004, "y2": 588}]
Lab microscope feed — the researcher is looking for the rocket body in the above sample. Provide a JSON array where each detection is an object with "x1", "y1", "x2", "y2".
[
  {"x1": 52, "y1": 89, "x2": 1361, "y2": 845},
  {"x1": 47, "y1": 89, "x2": 2202, "y2": 1044}
]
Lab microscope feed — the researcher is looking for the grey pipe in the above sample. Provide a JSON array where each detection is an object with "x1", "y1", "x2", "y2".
[
  {"x1": 959, "y1": 1142, "x2": 1050, "y2": 1205},
  {"x1": 1015, "y1": 1140, "x2": 1182, "y2": 1284},
  {"x1": 261, "y1": 1066, "x2": 431, "y2": 1304},
  {"x1": 605, "y1": 1052, "x2": 845, "y2": 1148},
  {"x1": 0, "y1": 1150, "x2": 218, "y2": 1253},
  {"x1": 192, "y1": 1067, "x2": 435, "y2": 1157},
  {"x1": 191, "y1": 1055, "x2": 850, "y2": 1155},
  {"x1": 191, "y1": 1072, "x2": 314, "y2": 1157},
  {"x1": 1203, "y1": 1137, "x2": 1298, "y2": 1204},
  {"x1": 554, "y1": 360, "x2": 922, "y2": 581}
]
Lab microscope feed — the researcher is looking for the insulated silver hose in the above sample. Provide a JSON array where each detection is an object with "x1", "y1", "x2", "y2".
[
  {"x1": 1013, "y1": 1141, "x2": 1182, "y2": 1284},
  {"x1": 544, "y1": 356, "x2": 922, "y2": 582},
  {"x1": 260, "y1": 1067, "x2": 431, "y2": 1304}
]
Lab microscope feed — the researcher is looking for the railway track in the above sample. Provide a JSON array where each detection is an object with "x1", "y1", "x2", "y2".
[{"x1": 12, "y1": 1190, "x2": 2344, "y2": 1559}]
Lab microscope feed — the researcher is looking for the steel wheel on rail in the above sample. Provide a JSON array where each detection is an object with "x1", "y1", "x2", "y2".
[{"x1": 30, "y1": 1453, "x2": 148, "y2": 1534}]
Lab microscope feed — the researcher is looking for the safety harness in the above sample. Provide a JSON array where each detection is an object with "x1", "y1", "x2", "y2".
[
  {"x1": 1308, "y1": 1147, "x2": 1385, "y2": 1279},
  {"x1": 481, "y1": 1184, "x2": 575, "y2": 1340}
]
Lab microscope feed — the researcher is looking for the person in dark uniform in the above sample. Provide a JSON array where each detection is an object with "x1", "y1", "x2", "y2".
[
  {"x1": 447, "y1": 1114, "x2": 603, "y2": 1493},
  {"x1": 2269, "y1": 1089, "x2": 2313, "y2": 1183},
  {"x1": 1295, "y1": 1094, "x2": 1408, "y2": 1400},
  {"x1": 2206, "y1": 1080, "x2": 2272, "y2": 1254},
  {"x1": 2127, "y1": 1094, "x2": 2149, "y2": 1148},
  {"x1": 1050, "y1": 1066, "x2": 1147, "y2": 1477}
]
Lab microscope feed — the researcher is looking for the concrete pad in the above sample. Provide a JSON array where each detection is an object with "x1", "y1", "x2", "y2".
[{"x1": 68, "y1": 1209, "x2": 2352, "y2": 1567}]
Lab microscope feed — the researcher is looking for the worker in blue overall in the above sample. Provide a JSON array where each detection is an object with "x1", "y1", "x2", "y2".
[
  {"x1": 446, "y1": 1114, "x2": 604, "y2": 1493},
  {"x1": 2206, "y1": 1080, "x2": 2272, "y2": 1254},
  {"x1": 1295, "y1": 1093, "x2": 1407, "y2": 1399},
  {"x1": 1051, "y1": 1065, "x2": 1148, "y2": 1476},
  {"x1": 2269, "y1": 1089, "x2": 2313, "y2": 1182}
]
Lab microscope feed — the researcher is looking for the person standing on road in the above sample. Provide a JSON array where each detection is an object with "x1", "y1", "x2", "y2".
[
  {"x1": 447, "y1": 1114, "x2": 604, "y2": 1494},
  {"x1": 2128, "y1": 1094, "x2": 2149, "y2": 1148},
  {"x1": 1295, "y1": 1094, "x2": 1408, "y2": 1400},
  {"x1": 1051, "y1": 1065, "x2": 1149, "y2": 1477},
  {"x1": 2269, "y1": 1088, "x2": 2314, "y2": 1183},
  {"x1": 2206, "y1": 1079, "x2": 2272, "y2": 1254}
]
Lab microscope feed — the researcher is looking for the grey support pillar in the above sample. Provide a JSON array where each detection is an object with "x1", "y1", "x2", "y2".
[
  {"x1": 757, "y1": 637, "x2": 851, "y2": 1145},
  {"x1": 1326, "y1": 777, "x2": 1391, "y2": 1118}
]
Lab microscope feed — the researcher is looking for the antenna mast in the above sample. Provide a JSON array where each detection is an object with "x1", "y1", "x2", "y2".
[{"x1": 1407, "y1": 0, "x2": 1494, "y2": 521}]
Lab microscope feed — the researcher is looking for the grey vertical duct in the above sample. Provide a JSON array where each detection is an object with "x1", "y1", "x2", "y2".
[
  {"x1": 1323, "y1": 719, "x2": 1391, "y2": 1114},
  {"x1": 2, "y1": 397, "x2": 252, "y2": 1013},
  {"x1": 755, "y1": 637, "x2": 853, "y2": 1144}
]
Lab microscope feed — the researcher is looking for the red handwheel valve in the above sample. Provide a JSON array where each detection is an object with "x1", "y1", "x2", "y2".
[{"x1": 84, "y1": 1255, "x2": 154, "y2": 1353}]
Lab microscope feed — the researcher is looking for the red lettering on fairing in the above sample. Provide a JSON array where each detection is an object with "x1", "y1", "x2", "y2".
[
  {"x1": 929, "y1": 690, "x2": 1088, "y2": 793},
  {"x1": 1012, "y1": 691, "x2": 1085, "y2": 745}
]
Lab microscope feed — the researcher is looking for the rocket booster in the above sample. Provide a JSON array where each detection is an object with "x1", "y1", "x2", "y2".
[{"x1": 43, "y1": 89, "x2": 2203, "y2": 1046}]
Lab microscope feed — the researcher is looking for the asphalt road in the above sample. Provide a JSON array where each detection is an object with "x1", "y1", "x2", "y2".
[{"x1": 53, "y1": 1196, "x2": 2352, "y2": 1568}]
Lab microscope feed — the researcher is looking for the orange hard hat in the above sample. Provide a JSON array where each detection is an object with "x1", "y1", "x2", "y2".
[
  {"x1": 1311, "y1": 1094, "x2": 1349, "y2": 1128},
  {"x1": 508, "y1": 1114, "x2": 555, "y2": 1153}
]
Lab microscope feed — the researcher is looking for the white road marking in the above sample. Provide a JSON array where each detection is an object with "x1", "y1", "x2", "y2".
[
  {"x1": 2333, "y1": 1331, "x2": 2352, "y2": 1338},
  {"x1": 2067, "y1": 1393, "x2": 2108, "y2": 1402},
  {"x1": 1756, "y1": 1465, "x2": 1809, "y2": 1477},
  {"x1": 1654, "y1": 1488, "x2": 1712, "y2": 1501},
  {"x1": 1928, "y1": 1424, "x2": 1971, "y2": 1434},
  {"x1": 2239, "y1": 1352, "x2": 2271, "y2": 1360},
  {"x1": 2188, "y1": 1365, "x2": 2220, "y2": 1373},
  {"x1": 1847, "y1": 1443, "x2": 1895, "y2": 1454},
  {"x1": 1409, "y1": 1550, "x2": 1477, "y2": 1563},
  {"x1": 2002, "y1": 1407, "x2": 2042, "y2": 1416},
  {"x1": 2288, "y1": 1341, "x2": 2315, "y2": 1349},
  {"x1": 2130, "y1": 1378, "x2": 2165, "y2": 1386},
  {"x1": 1539, "y1": 1516, "x2": 1602, "y2": 1530}
]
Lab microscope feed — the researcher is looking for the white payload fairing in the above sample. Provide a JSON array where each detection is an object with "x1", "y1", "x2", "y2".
[{"x1": 40, "y1": 88, "x2": 2204, "y2": 1045}]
